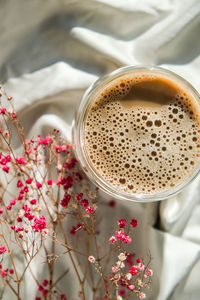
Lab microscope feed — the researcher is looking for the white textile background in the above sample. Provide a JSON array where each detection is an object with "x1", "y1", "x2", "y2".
[{"x1": 1, "y1": 0, "x2": 200, "y2": 299}]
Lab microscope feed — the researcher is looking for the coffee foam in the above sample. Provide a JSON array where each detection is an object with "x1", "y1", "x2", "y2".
[{"x1": 84, "y1": 72, "x2": 200, "y2": 195}]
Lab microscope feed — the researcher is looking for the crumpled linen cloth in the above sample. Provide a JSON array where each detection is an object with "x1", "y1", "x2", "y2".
[{"x1": 1, "y1": 0, "x2": 200, "y2": 299}]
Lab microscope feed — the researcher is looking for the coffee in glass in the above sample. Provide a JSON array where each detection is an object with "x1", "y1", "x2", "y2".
[{"x1": 73, "y1": 66, "x2": 200, "y2": 202}]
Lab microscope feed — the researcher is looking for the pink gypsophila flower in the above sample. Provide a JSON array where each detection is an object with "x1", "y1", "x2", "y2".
[
  {"x1": 3, "y1": 165, "x2": 10, "y2": 173},
  {"x1": 6, "y1": 204, "x2": 12, "y2": 211},
  {"x1": 137, "y1": 263, "x2": 145, "y2": 271},
  {"x1": 80, "y1": 199, "x2": 89, "y2": 208},
  {"x1": 61, "y1": 294, "x2": 67, "y2": 300},
  {"x1": 130, "y1": 218, "x2": 138, "y2": 228},
  {"x1": 115, "y1": 230, "x2": 125, "y2": 240},
  {"x1": 16, "y1": 156, "x2": 27, "y2": 165},
  {"x1": 112, "y1": 266, "x2": 118, "y2": 273},
  {"x1": 36, "y1": 182, "x2": 42, "y2": 189},
  {"x1": 109, "y1": 236, "x2": 117, "y2": 244},
  {"x1": 32, "y1": 216, "x2": 47, "y2": 232},
  {"x1": 17, "y1": 180, "x2": 23, "y2": 188},
  {"x1": 47, "y1": 179, "x2": 53, "y2": 186},
  {"x1": 0, "y1": 158, "x2": 7, "y2": 165},
  {"x1": 118, "y1": 218, "x2": 127, "y2": 228},
  {"x1": 85, "y1": 206, "x2": 94, "y2": 214},
  {"x1": 38, "y1": 135, "x2": 52, "y2": 146},
  {"x1": 88, "y1": 256, "x2": 95, "y2": 263},
  {"x1": 129, "y1": 266, "x2": 138, "y2": 276},
  {"x1": 10, "y1": 199, "x2": 16, "y2": 206},
  {"x1": 30, "y1": 199, "x2": 37, "y2": 205},
  {"x1": 5, "y1": 155, "x2": 12, "y2": 162},
  {"x1": 1, "y1": 269, "x2": 7, "y2": 277},
  {"x1": 0, "y1": 108, "x2": 6, "y2": 114},
  {"x1": 16, "y1": 225, "x2": 24, "y2": 232},
  {"x1": 139, "y1": 292, "x2": 146, "y2": 299},
  {"x1": 0, "y1": 246, "x2": 7, "y2": 254},
  {"x1": 146, "y1": 268, "x2": 153, "y2": 276},
  {"x1": 60, "y1": 193, "x2": 71, "y2": 207},
  {"x1": 122, "y1": 234, "x2": 132, "y2": 244},
  {"x1": 42, "y1": 279, "x2": 48, "y2": 286},
  {"x1": 76, "y1": 193, "x2": 83, "y2": 201},
  {"x1": 26, "y1": 177, "x2": 32, "y2": 184}
]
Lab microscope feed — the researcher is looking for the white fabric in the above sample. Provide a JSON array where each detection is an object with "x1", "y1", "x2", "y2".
[{"x1": 1, "y1": 0, "x2": 200, "y2": 299}]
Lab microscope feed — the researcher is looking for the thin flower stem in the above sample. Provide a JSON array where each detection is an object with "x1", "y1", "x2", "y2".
[{"x1": 5, "y1": 280, "x2": 21, "y2": 300}]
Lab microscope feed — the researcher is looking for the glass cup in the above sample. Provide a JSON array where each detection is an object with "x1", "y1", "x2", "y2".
[{"x1": 72, "y1": 65, "x2": 200, "y2": 202}]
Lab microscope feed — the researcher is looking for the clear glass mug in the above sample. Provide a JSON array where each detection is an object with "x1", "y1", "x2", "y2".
[{"x1": 72, "y1": 66, "x2": 200, "y2": 202}]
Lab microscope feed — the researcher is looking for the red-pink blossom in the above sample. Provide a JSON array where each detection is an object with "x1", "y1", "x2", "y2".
[
  {"x1": 6, "y1": 204, "x2": 12, "y2": 211},
  {"x1": 36, "y1": 182, "x2": 42, "y2": 189},
  {"x1": 16, "y1": 156, "x2": 27, "y2": 165},
  {"x1": 16, "y1": 216, "x2": 23, "y2": 222},
  {"x1": 10, "y1": 199, "x2": 16, "y2": 206},
  {"x1": 0, "y1": 208, "x2": 3, "y2": 214},
  {"x1": 16, "y1": 225, "x2": 24, "y2": 232},
  {"x1": 76, "y1": 193, "x2": 83, "y2": 201},
  {"x1": 118, "y1": 218, "x2": 127, "y2": 228},
  {"x1": 80, "y1": 199, "x2": 89, "y2": 208},
  {"x1": 25, "y1": 139, "x2": 31, "y2": 145},
  {"x1": 85, "y1": 206, "x2": 94, "y2": 214},
  {"x1": 42, "y1": 289, "x2": 48, "y2": 296},
  {"x1": 47, "y1": 179, "x2": 53, "y2": 186},
  {"x1": 1, "y1": 269, "x2": 7, "y2": 277},
  {"x1": 11, "y1": 112, "x2": 17, "y2": 119},
  {"x1": 32, "y1": 216, "x2": 47, "y2": 232},
  {"x1": 17, "y1": 193, "x2": 24, "y2": 200},
  {"x1": 9, "y1": 269, "x2": 14, "y2": 274},
  {"x1": 5, "y1": 155, "x2": 12, "y2": 162},
  {"x1": 61, "y1": 145, "x2": 67, "y2": 152},
  {"x1": 3, "y1": 165, "x2": 10, "y2": 173},
  {"x1": 0, "y1": 246, "x2": 7, "y2": 254},
  {"x1": 115, "y1": 230, "x2": 125, "y2": 240},
  {"x1": 130, "y1": 218, "x2": 138, "y2": 228},
  {"x1": 146, "y1": 268, "x2": 153, "y2": 276},
  {"x1": 139, "y1": 292, "x2": 146, "y2": 299},
  {"x1": 122, "y1": 234, "x2": 132, "y2": 244},
  {"x1": 38, "y1": 135, "x2": 52, "y2": 146},
  {"x1": 30, "y1": 199, "x2": 37, "y2": 205},
  {"x1": 17, "y1": 179, "x2": 24, "y2": 188},
  {"x1": 63, "y1": 157, "x2": 77, "y2": 170},
  {"x1": 119, "y1": 290, "x2": 126, "y2": 296},
  {"x1": 55, "y1": 145, "x2": 61, "y2": 152},
  {"x1": 26, "y1": 177, "x2": 32, "y2": 184},
  {"x1": 129, "y1": 266, "x2": 138, "y2": 276},
  {"x1": 0, "y1": 158, "x2": 7, "y2": 165},
  {"x1": 42, "y1": 279, "x2": 48, "y2": 286},
  {"x1": 108, "y1": 200, "x2": 116, "y2": 207},
  {"x1": 24, "y1": 186, "x2": 29, "y2": 193},
  {"x1": 60, "y1": 193, "x2": 71, "y2": 207},
  {"x1": 0, "y1": 108, "x2": 6, "y2": 114},
  {"x1": 109, "y1": 236, "x2": 117, "y2": 244}
]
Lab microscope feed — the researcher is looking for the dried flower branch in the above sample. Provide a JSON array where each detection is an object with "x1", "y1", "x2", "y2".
[{"x1": 0, "y1": 85, "x2": 153, "y2": 300}]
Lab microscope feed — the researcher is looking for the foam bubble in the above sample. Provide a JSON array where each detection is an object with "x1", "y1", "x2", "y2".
[{"x1": 84, "y1": 72, "x2": 200, "y2": 195}]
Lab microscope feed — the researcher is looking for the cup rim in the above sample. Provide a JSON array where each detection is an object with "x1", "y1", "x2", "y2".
[{"x1": 73, "y1": 65, "x2": 200, "y2": 202}]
